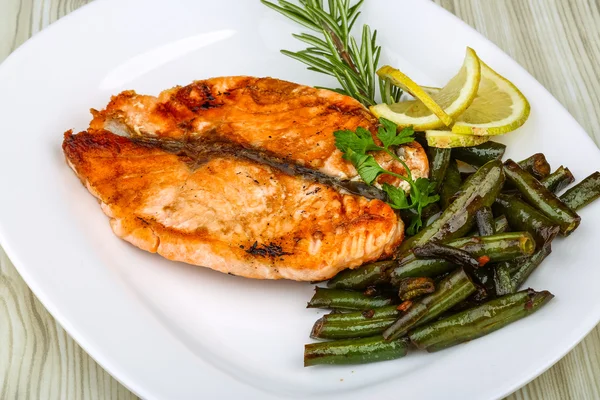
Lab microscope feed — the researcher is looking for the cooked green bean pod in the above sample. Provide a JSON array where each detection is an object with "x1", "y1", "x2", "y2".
[
  {"x1": 470, "y1": 267, "x2": 495, "y2": 295},
  {"x1": 327, "y1": 261, "x2": 393, "y2": 290},
  {"x1": 397, "y1": 277, "x2": 436, "y2": 301},
  {"x1": 503, "y1": 159, "x2": 580, "y2": 235},
  {"x1": 541, "y1": 166, "x2": 574, "y2": 193},
  {"x1": 390, "y1": 232, "x2": 535, "y2": 284},
  {"x1": 451, "y1": 282, "x2": 493, "y2": 312},
  {"x1": 383, "y1": 268, "x2": 476, "y2": 340},
  {"x1": 413, "y1": 242, "x2": 481, "y2": 269},
  {"x1": 467, "y1": 215, "x2": 509, "y2": 236},
  {"x1": 452, "y1": 141, "x2": 506, "y2": 167},
  {"x1": 307, "y1": 288, "x2": 394, "y2": 310},
  {"x1": 560, "y1": 171, "x2": 600, "y2": 211},
  {"x1": 428, "y1": 147, "x2": 452, "y2": 193},
  {"x1": 460, "y1": 171, "x2": 474, "y2": 181},
  {"x1": 475, "y1": 206, "x2": 495, "y2": 236},
  {"x1": 494, "y1": 193, "x2": 559, "y2": 247},
  {"x1": 493, "y1": 262, "x2": 514, "y2": 296},
  {"x1": 518, "y1": 153, "x2": 551, "y2": 180},
  {"x1": 390, "y1": 257, "x2": 453, "y2": 284},
  {"x1": 322, "y1": 305, "x2": 400, "y2": 324},
  {"x1": 304, "y1": 336, "x2": 409, "y2": 366},
  {"x1": 398, "y1": 160, "x2": 505, "y2": 254},
  {"x1": 440, "y1": 159, "x2": 462, "y2": 209},
  {"x1": 409, "y1": 289, "x2": 554, "y2": 352},
  {"x1": 511, "y1": 245, "x2": 552, "y2": 291},
  {"x1": 310, "y1": 317, "x2": 396, "y2": 339},
  {"x1": 494, "y1": 215, "x2": 510, "y2": 234}
]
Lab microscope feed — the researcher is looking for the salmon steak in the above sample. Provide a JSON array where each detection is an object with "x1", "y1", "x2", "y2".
[{"x1": 63, "y1": 76, "x2": 428, "y2": 281}]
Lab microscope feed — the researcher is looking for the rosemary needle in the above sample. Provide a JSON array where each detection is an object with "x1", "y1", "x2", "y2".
[{"x1": 262, "y1": 0, "x2": 402, "y2": 106}]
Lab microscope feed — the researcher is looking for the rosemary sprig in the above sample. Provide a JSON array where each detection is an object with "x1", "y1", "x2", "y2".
[{"x1": 261, "y1": 0, "x2": 402, "y2": 106}]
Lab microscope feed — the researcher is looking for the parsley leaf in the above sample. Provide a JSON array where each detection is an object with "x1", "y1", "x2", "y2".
[
  {"x1": 376, "y1": 117, "x2": 415, "y2": 148},
  {"x1": 407, "y1": 215, "x2": 423, "y2": 236},
  {"x1": 406, "y1": 178, "x2": 440, "y2": 235},
  {"x1": 334, "y1": 117, "x2": 438, "y2": 235},
  {"x1": 343, "y1": 148, "x2": 385, "y2": 185},
  {"x1": 334, "y1": 127, "x2": 382, "y2": 155},
  {"x1": 382, "y1": 183, "x2": 410, "y2": 210},
  {"x1": 413, "y1": 178, "x2": 439, "y2": 209}
]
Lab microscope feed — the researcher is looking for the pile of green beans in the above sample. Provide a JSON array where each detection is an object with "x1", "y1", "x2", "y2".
[{"x1": 303, "y1": 141, "x2": 600, "y2": 367}]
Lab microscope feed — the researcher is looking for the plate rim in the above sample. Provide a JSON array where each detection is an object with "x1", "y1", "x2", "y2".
[{"x1": 0, "y1": 1, "x2": 599, "y2": 399}]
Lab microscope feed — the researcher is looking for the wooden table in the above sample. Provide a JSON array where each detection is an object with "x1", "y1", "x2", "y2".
[{"x1": 1, "y1": 0, "x2": 599, "y2": 398}]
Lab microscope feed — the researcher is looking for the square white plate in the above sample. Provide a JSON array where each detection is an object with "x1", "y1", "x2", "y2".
[{"x1": 1, "y1": 0, "x2": 599, "y2": 398}]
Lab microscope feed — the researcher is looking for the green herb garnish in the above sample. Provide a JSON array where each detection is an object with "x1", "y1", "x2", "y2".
[
  {"x1": 334, "y1": 118, "x2": 439, "y2": 234},
  {"x1": 261, "y1": 0, "x2": 402, "y2": 106}
]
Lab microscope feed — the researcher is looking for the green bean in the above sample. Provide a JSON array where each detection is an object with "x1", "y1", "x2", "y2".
[
  {"x1": 470, "y1": 267, "x2": 496, "y2": 296},
  {"x1": 467, "y1": 215, "x2": 509, "y2": 236},
  {"x1": 383, "y1": 268, "x2": 477, "y2": 340},
  {"x1": 493, "y1": 262, "x2": 514, "y2": 296},
  {"x1": 397, "y1": 277, "x2": 436, "y2": 301},
  {"x1": 398, "y1": 159, "x2": 505, "y2": 254},
  {"x1": 310, "y1": 317, "x2": 396, "y2": 339},
  {"x1": 452, "y1": 141, "x2": 506, "y2": 167},
  {"x1": 307, "y1": 287, "x2": 394, "y2": 310},
  {"x1": 451, "y1": 281, "x2": 493, "y2": 312},
  {"x1": 494, "y1": 215, "x2": 510, "y2": 233},
  {"x1": 428, "y1": 147, "x2": 452, "y2": 193},
  {"x1": 560, "y1": 171, "x2": 600, "y2": 211},
  {"x1": 460, "y1": 171, "x2": 474, "y2": 181},
  {"x1": 518, "y1": 153, "x2": 551, "y2": 180},
  {"x1": 503, "y1": 160, "x2": 580, "y2": 235},
  {"x1": 440, "y1": 159, "x2": 462, "y2": 209},
  {"x1": 413, "y1": 242, "x2": 481, "y2": 270},
  {"x1": 390, "y1": 232, "x2": 535, "y2": 284},
  {"x1": 304, "y1": 336, "x2": 409, "y2": 366},
  {"x1": 390, "y1": 257, "x2": 452, "y2": 284},
  {"x1": 322, "y1": 305, "x2": 400, "y2": 324},
  {"x1": 511, "y1": 245, "x2": 552, "y2": 291},
  {"x1": 409, "y1": 289, "x2": 554, "y2": 352},
  {"x1": 541, "y1": 166, "x2": 574, "y2": 193},
  {"x1": 327, "y1": 261, "x2": 393, "y2": 290},
  {"x1": 475, "y1": 206, "x2": 495, "y2": 236},
  {"x1": 494, "y1": 194, "x2": 559, "y2": 247},
  {"x1": 422, "y1": 203, "x2": 442, "y2": 222}
]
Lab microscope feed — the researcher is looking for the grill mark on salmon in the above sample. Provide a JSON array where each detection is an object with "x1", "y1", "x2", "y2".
[{"x1": 131, "y1": 135, "x2": 388, "y2": 201}]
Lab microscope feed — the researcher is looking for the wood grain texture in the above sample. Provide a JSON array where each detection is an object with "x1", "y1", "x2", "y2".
[
  {"x1": 0, "y1": 248, "x2": 136, "y2": 400},
  {"x1": 0, "y1": 0, "x2": 599, "y2": 399}
]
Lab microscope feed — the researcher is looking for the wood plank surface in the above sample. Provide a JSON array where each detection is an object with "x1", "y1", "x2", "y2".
[{"x1": 0, "y1": 0, "x2": 599, "y2": 399}]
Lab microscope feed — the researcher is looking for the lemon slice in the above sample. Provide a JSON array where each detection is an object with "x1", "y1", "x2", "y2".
[
  {"x1": 370, "y1": 47, "x2": 481, "y2": 130},
  {"x1": 425, "y1": 130, "x2": 490, "y2": 148},
  {"x1": 452, "y1": 60, "x2": 530, "y2": 135},
  {"x1": 420, "y1": 86, "x2": 441, "y2": 96},
  {"x1": 404, "y1": 85, "x2": 441, "y2": 97}
]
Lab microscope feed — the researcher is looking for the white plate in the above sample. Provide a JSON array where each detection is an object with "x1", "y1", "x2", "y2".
[{"x1": 0, "y1": 0, "x2": 599, "y2": 398}]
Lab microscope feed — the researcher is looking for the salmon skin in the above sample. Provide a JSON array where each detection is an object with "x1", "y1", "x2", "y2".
[{"x1": 64, "y1": 76, "x2": 428, "y2": 281}]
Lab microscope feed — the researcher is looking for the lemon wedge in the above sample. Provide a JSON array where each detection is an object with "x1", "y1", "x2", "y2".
[
  {"x1": 451, "y1": 60, "x2": 530, "y2": 135},
  {"x1": 370, "y1": 47, "x2": 481, "y2": 130},
  {"x1": 425, "y1": 130, "x2": 490, "y2": 148}
]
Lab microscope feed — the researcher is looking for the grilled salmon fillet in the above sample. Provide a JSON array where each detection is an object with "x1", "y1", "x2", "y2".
[
  {"x1": 64, "y1": 77, "x2": 428, "y2": 280},
  {"x1": 90, "y1": 76, "x2": 428, "y2": 190},
  {"x1": 63, "y1": 130, "x2": 403, "y2": 281}
]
